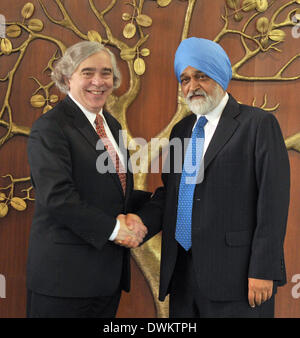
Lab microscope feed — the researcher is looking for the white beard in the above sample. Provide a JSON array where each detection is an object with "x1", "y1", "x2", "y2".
[{"x1": 186, "y1": 84, "x2": 224, "y2": 115}]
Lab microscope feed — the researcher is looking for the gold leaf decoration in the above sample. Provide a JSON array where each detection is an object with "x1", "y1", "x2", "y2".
[
  {"x1": 30, "y1": 94, "x2": 46, "y2": 108},
  {"x1": 234, "y1": 13, "x2": 244, "y2": 22},
  {"x1": 123, "y1": 23, "x2": 136, "y2": 39},
  {"x1": 43, "y1": 105, "x2": 52, "y2": 114},
  {"x1": 87, "y1": 30, "x2": 102, "y2": 43},
  {"x1": 261, "y1": 36, "x2": 269, "y2": 48},
  {"x1": 268, "y1": 29, "x2": 285, "y2": 42},
  {"x1": 50, "y1": 95, "x2": 59, "y2": 104},
  {"x1": 0, "y1": 193, "x2": 6, "y2": 201},
  {"x1": 120, "y1": 48, "x2": 136, "y2": 61},
  {"x1": 6, "y1": 25, "x2": 22, "y2": 38},
  {"x1": 256, "y1": 17, "x2": 269, "y2": 34},
  {"x1": 122, "y1": 13, "x2": 131, "y2": 21},
  {"x1": 1, "y1": 38, "x2": 12, "y2": 55},
  {"x1": 134, "y1": 57, "x2": 146, "y2": 75},
  {"x1": 0, "y1": 203, "x2": 8, "y2": 218},
  {"x1": 157, "y1": 0, "x2": 172, "y2": 7},
  {"x1": 242, "y1": 0, "x2": 257, "y2": 12},
  {"x1": 21, "y1": 2, "x2": 35, "y2": 20},
  {"x1": 10, "y1": 197, "x2": 27, "y2": 211},
  {"x1": 256, "y1": 0, "x2": 268, "y2": 12},
  {"x1": 226, "y1": 0, "x2": 239, "y2": 9},
  {"x1": 28, "y1": 18, "x2": 44, "y2": 32},
  {"x1": 136, "y1": 14, "x2": 152, "y2": 27},
  {"x1": 140, "y1": 48, "x2": 150, "y2": 57}
]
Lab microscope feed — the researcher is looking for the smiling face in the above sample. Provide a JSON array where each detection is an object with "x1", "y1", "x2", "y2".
[
  {"x1": 180, "y1": 66, "x2": 225, "y2": 115},
  {"x1": 67, "y1": 51, "x2": 114, "y2": 114}
]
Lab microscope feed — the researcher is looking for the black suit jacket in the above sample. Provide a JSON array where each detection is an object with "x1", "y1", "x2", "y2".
[
  {"x1": 27, "y1": 95, "x2": 138, "y2": 298},
  {"x1": 139, "y1": 94, "x2": 290, "y2": 302}
]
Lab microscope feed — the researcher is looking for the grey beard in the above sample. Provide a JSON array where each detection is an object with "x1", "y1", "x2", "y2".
[{"x1": 186, "y1": 86, "x2": 224, "y2": 115}]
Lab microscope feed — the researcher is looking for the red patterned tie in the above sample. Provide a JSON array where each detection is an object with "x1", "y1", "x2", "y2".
[{"x1": 95, "y1": 114, "x2": 126, "y2": 195}]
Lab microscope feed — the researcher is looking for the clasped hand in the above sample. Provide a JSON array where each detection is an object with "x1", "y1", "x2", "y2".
[{"x1": 114, "y1": 214, "x2": 148, "y2": 248}]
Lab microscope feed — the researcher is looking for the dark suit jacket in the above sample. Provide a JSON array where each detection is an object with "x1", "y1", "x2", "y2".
[
  {"x1": 139, "y1": 94, "x2": 290, "y2": 302},
  {"x1": 27, "y1": 95, "x2": 141, "y2": 298}
]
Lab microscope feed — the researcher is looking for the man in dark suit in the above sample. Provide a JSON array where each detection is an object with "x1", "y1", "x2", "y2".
[
  {"x1": 26, "y1": 41, "x2": 148, "y2": 318},
  {"x1": 124, "y1": 37, "x2": 290, "y2": 317}
]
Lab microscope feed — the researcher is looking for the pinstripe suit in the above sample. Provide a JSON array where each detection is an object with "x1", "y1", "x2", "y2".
[{"x1": 139, "y1": 94, "x2": 290, "y2": 316}]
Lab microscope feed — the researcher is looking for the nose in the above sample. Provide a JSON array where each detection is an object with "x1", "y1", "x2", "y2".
[
  {"x1": 91, "y1": 73, "x2": 104, "y2": 86},
  {"x1": 189, "y1": 77, "x2": 201, "y2": 92}
]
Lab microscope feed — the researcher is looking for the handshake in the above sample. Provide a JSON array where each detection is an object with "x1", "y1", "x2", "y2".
[{"x1": 114, "y1": 214, "x2": 148, "y2": 249}]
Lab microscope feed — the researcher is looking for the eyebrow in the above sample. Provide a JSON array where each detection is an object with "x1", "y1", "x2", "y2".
[
  {"x1": 102, "y1": 67, "x2": 112, "y2": 73},
  {"x1": 80, "y1": 67, "x2": 96, "y2": 73},
  {"x1": 180, "y1": 70, "x2": 205, "y2": 79},
  {"x1": 80, "y1": 67, "x2": 112, "y2": 73}
]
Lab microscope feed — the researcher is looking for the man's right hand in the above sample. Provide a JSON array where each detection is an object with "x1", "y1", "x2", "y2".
[{"x1": 114, "y1": 214, "x2": 147, "y2": 248}]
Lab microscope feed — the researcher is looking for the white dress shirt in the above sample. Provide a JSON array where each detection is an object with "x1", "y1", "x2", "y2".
[
  {"x1": 192, "y1": 92, "x2": 229, "y2": 159},
  {"x1": 68, "y1": 93, "x2": 120, "y2": 240}
]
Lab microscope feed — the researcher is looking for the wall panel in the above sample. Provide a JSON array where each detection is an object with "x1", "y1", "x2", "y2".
[{"x1": 0, "y1": 0, "x2": 299, "y2": 318}]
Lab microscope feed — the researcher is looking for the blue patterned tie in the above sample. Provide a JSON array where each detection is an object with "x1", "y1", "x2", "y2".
[{"x1": 175, "y1": 116, "x2": 208, "y2": 251}]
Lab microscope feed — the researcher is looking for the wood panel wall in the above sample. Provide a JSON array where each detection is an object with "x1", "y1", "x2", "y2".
[{"x1": 0, "y1": 0, "x2": 299, "y2": 318}]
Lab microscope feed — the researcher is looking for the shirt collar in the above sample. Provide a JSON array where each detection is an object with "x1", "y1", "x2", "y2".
[
  {"x1": 194, "y1": 92, "x2": 229, "y2": 125},
  {"x1": 68, "y1": 93, "x2": 104, "y2": 126}
]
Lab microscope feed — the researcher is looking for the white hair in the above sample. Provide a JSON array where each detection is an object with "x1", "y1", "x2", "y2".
[{"x1": 51, "y1": 41, "x2": 121, "y2": 94}]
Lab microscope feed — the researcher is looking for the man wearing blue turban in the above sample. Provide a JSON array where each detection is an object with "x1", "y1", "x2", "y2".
[{"x1": 123, "y1": 37, "x2": 290, "y2": 318}]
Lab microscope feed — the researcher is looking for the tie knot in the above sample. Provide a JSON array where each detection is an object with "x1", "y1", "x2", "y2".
[{"x1": 196, "y1": 116, "x2": 208, "y2": 129}]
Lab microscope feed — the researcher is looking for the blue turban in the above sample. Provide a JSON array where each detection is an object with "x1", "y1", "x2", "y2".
[{"x1": 174, "y1": 37, "x2": 232, "y2": 91}]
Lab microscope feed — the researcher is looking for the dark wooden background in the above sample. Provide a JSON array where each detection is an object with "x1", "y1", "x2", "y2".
[{"x1": 0, "y1": 0, "x2": 299, "y2": 317}]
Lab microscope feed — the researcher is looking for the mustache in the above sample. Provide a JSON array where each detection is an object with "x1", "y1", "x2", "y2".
[{"x1": 186, "y1": 89, "x2": 207, "y2": 101}]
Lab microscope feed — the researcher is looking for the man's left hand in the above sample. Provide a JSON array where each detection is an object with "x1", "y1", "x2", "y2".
[
  {"x1": 114, "y1": 214, "x2": 147, "y2": 248},
  {"x1": 248, "y1": 278, "x2": 273, "y2": 308}
]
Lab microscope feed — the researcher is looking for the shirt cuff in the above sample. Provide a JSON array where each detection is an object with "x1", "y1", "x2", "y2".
[{"x1": 109, "y1": 219, "x2": 120, "y2": 241}]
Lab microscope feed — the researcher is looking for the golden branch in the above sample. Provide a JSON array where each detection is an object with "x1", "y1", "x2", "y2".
[
  {"x1": 38, "y1": 0, "x2": 87, "y2": 39},
  {"x1": 219, "y1": 0, "x2": 300, "y2": 81},
  {"x1": 285, "y1": 132, "x2": 300, "y2": 152}
]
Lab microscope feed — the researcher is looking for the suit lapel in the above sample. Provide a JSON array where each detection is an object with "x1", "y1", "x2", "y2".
[
  {"x1": 203, "y1": 94, "x2": 240, "y2": 170},
  {"x1": 180, "y1": 114, "x2": 197, "y2": 160},
  {"x1": 173, "y1": 114, "x2": 196, "y2": 194},
  {"x1": 63, "y1": 96, "x2": 129, "y2": 198},
  {"x1": 173, "y1": 95, "x2": 240, "y2": 192},
  {"x1": 64, "y1": 95, "x2": 99, "y2": 151}
]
